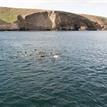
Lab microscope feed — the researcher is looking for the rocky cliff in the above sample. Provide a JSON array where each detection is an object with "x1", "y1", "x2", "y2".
[
  {"x1": 17, "y1": 11, "x2": 102, "y2": 31},
  {"x1": 0, "y1": 7, "x2": 107, "y2": 31}
]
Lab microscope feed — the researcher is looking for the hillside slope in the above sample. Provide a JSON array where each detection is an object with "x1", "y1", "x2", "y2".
[
  {"x1": 0, "y1": 19, "x2": 8, "y2": 24},
  {"x1": 0, "y1": 7, "x2": 42, "y2": 23}
]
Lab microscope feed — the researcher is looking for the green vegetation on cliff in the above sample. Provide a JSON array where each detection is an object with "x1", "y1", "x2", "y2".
[{"x1": 0, "y1": 7, "x2": 42, "y2": 23}]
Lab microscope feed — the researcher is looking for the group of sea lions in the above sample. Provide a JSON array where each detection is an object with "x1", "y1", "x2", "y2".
[{"x1": 16, "y1": 49, "x2": 60, "y2": 60}]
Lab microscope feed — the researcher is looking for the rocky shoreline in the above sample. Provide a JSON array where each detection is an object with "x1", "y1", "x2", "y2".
[{"x1": 0, "y1": 7, "x2": 107, "y2": 31}]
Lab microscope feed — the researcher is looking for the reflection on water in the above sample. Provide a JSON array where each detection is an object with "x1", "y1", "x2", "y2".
[{"x1": 0, "y1": 31, "x2": 107, "y2": 107}]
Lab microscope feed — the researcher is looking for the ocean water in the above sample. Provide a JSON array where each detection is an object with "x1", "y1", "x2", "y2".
[{"x1": 0, "y1": 31, "x2": 107, "y2": 107}]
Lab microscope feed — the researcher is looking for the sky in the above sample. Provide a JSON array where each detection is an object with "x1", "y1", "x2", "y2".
[{"x1": 0, "y1": 0, "x2": 107, "y2": 17}]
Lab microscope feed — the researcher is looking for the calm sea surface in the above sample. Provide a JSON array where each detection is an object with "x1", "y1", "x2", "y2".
[{"x1": 0, "y1": 31, "x2": 107, "y2": 107}]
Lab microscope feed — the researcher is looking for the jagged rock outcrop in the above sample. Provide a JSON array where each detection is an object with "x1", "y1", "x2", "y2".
[{"x1": 17, "y1": 11, "x2": 102, "y2": 31}]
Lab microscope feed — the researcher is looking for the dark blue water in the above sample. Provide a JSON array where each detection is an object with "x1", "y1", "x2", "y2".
[{"x1": 0, "y1": 31, "x2": 107, "y2": 107}]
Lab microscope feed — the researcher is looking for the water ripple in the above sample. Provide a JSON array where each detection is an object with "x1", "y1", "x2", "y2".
[{"x1": 0, "y1": 32, "x2": 107, "y2": 107}]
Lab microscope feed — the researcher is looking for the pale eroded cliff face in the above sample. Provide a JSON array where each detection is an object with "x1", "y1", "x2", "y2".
[
  {"x1": 48, "y1": 11, "x2": 57, "y2": 29},
  {"x1": 17, "y1": 11, "x2": 102, "y2": 31}
]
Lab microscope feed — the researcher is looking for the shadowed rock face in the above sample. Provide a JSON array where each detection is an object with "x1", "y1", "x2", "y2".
[
  {"x1": 17, "y1": 12, "x2": 53, "y2": 30},
  {"x1": 19, "y1": 12, "x2": 52, "y2": 30},
  {"x1": 17, "y1": 11, "x2": 102, "y2": 31}
]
